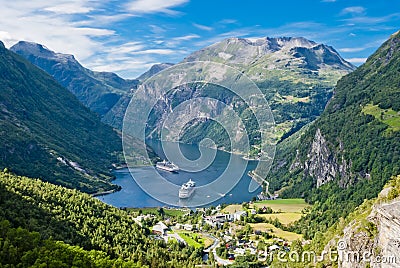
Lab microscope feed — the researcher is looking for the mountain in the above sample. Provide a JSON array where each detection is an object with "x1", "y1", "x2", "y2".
[
  {"x1": 10, "y1": 41, "x2": 139, "y2": 117},
  {"x1": 0, "y1": 41, "x2": 124, "y2": 193},
  {"x1": 269, "y1": 31, "x2": 400, "y2": 239},
  {"x1": 0, "y1": 171, "x2": 202, "y2": 267},
  {"x1": 183, "y1": 37, "x2": 354, "y2": 75},
  {"x1": 137, "y1": 62, "x2": 174, "y2": 81},
  {"x1": 139, "y1": 37, "x2": 355, "y2": 153}
]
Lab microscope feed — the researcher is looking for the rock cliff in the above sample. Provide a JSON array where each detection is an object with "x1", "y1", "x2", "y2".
[{"x1": 338, "y1": 196, "x2": 400, "y2": 268}]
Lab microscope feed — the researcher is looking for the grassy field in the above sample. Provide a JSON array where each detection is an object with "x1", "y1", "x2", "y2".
[
  {"x1": 221, "y1": 204, "x2": 243, "y2": 214},
  {"x1": 253, "y1": 198, "x2": 309, "y2": 213},
  {"x1": 177, "y1": 232, "x2": 204, "y2": 249},
  {"x1": 199, "y1": 234, "x2": 214, "y2": 249},
  {"x1": 249, "y1": 223, "x2": 302, "y2": 241},
  {"x1": 362, "y1": 103, "x2": 400, "y2": 132},
  {"x1": 128, "y1": 207, "x2": 189, "y2": 217},
  {"x1": 258, "y1": 212, "x2": 303, "y2": 225}
]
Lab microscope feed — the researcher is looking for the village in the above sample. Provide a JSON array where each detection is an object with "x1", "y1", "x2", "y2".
[{"x1": 129, "y1": 198, "x2": 309, "y2": 266}]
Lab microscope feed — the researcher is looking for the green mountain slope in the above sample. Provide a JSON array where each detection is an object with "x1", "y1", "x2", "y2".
[
  {"x1": 0, "y1": 41, "x2": 123, "y2": 193},
  {"x1": 269, "y1": 31, "x2": 400, "y2": 239},
  {"x1": 0, "y1": 171, "x2": 202, "y2": 267},
  {"x1": 141, "y1": 37, "x2": 355, "y2": 153},
  {"x1": 10, "y1": 41, "x2": 139, "y2": 117}
]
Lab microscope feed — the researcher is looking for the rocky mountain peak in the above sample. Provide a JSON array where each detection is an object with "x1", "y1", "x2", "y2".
[
  {"x1": 11, "y1": 41, "x2": 76, "y2": 62},
  {"x1": 224, "y1": 36, "x2": 317, "y2": 51},
  {"x1": 0, "y1": 40, "x2": 5, "y2": 49},
  {"x1": 183, "y1": 36, "x2": 355, "y2": 74}
]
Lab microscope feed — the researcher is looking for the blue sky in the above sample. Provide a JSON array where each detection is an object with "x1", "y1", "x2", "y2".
[{"x1": 1, "y1": 0, "x2": 399, "y2": 78}]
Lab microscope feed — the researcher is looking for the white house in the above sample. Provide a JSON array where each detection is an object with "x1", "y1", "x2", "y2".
[
  {"x1": 233, "y1": 211, "x2": 247, "y2": 221},
  {"x1": 183, "y1": 224, "x2": 193, "y2": 231},
  {"x1": 152, "y1": 221, "x2": 168, "y2": 236}
]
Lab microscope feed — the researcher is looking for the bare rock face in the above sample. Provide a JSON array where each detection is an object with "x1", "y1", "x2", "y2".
[
  {"x1": 368, "y1": 201, "x2": 400, "y2": 268},
  {"x1": 338, "y1": 200, "x2": 400, "y2": 268},
  {"x1": 302, "y1": 128, "x2": 351, "y2": 187}
]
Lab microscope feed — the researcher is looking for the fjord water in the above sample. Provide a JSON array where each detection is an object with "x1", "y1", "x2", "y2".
[{"x1": 98, "y1": 140, "x2": 262, "y2": 208}]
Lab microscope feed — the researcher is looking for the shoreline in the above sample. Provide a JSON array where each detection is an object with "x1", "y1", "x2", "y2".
[{"x1": 91, "y1": 187, "x2": 120, "y2": 197}]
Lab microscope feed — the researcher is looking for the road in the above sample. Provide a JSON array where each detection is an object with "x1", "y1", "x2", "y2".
[{"x1": 202, "y1": 233, "x2": 233, "y2": 266}]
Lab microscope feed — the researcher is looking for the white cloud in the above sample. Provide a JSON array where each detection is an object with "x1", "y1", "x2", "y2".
[
  {"x1": 193, "y1": 23, "x2": 213, "y2": 31},
  {"x1": 340, "y1": 6, "x2": 366, "y2": 16},
  {"x1": 321, "y1": 0, "x2": 336, "y2": 2},
  {"x1": 173, "y1": 34, "x2": 200, "y2": 41},
  {"x1": 346, "y1": 57, "x2": 367, "y2": 64},
  {"x1": 342, "y1": 13, "x2": 400, "y2": 24},
  {"x1": 44, "y1": 2, "x2": 94, "y2": 14},
  {"x1": 0, "y1": 1, "x2": 113, "y2": 61},
  {"x1": 339, "y1": 47, "x2": 366, "y2": 53},
  {"x1": 107, "y1": 42, "x2": 146, "y2": 54},
  {"x1": 219, "y1": 19, "x2": 237, "y2": 25},
  {"x1": 125, "y1": 0, "x2": 188, "y2": 15},
  {"x1": 131, "y1": 49, "x2": 179, "y2": 55}
]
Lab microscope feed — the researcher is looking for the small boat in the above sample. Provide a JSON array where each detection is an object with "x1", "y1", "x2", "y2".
[
  {"x1": 179, "y1": 179, "x2": 196, "y2": 199},
  {"x1": 156, "y1": 160, "x2": 179, "y2": 172}
]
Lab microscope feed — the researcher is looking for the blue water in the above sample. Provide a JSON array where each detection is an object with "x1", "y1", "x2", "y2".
[{"x1": 97, "y1": 141, "x2": 262, "y2": 208}]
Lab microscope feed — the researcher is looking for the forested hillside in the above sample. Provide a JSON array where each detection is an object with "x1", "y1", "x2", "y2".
[
  {"x1": 0, "y1": 170, "x2": 202, "y2": 267},
  {"x1": 269, "y1": 31, "x2": 400, "y2": 239},
  {"x1": 0, "y1": 41, "x2": 125, "y2": 193}
]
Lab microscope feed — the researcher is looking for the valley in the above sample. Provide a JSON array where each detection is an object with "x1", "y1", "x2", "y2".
[{"x1": 0, "y1": 2, "x2": 399, "y2": 266}]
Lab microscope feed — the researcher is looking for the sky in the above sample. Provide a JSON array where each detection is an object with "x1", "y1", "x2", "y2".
[{"x1": 0, "y1": 0, "x2": 399, "y2": 78}]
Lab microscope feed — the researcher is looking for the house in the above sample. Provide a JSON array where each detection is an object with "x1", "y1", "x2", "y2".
[
  {"x1": 152, "y1": 222, "x2": 168, "y2": 236},
  {"x1": 233, "y1": 211, "x2": 247, "y2": 221},
  {"x1": 133, "y1": 214, "x2": 153, "y2": 227},
  {"x1": 183, "y1": 224, "x2": 193, "y2": 231}
]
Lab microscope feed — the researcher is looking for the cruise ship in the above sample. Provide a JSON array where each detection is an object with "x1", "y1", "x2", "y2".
[
  {"x1": 179, "y1": 179, "x2": 196, "y2": 199},
  {"x1": 156, "y1": 160, "x2": 179, "y2": 172}
]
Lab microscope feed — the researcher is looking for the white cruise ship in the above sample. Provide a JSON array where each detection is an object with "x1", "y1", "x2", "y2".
[
  {"x1": 156, "y1": 160, "x2": 179, "y2": 172},
  {"x1": 179, "y1": 179, "x2": 196, "y2": 199}
]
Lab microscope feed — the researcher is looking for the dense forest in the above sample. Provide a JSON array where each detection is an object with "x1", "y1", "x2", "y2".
[{"x1": 0, "y1": 170, "x2": 203, "y2": 267}]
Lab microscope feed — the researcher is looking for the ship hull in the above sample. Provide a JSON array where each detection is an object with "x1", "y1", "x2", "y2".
[
  {"x1": 156, "y1": 164, "x2": 179, "y2": 172},
  {"x1": 179, "y1": 188, "x2": 195, "y2": 199}
]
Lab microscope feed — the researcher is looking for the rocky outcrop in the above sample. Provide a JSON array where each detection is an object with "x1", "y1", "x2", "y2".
[
  {"x1": 338, "y1": 198, "x2": 400, "y2": 268},
  {"x1": 296, "y1": 128, "x2": 351, "y2": 187}
]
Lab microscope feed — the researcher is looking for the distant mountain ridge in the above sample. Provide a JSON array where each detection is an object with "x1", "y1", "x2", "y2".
[
  {"x1": 11, "y1": 37, "x2": 356, "y2": 152},
  {"x1": 140, "y1": 36, "x2": 355, "y2": 151},
  {"x1": 183, "y1": 37, "x2": 355, "y2": 78},
  {"x1": 10, "y1": 41, "x2": 139, "y2": 117},
  {"x1": 137, "y1": 62, "x2": 174, "y2": 81}
]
